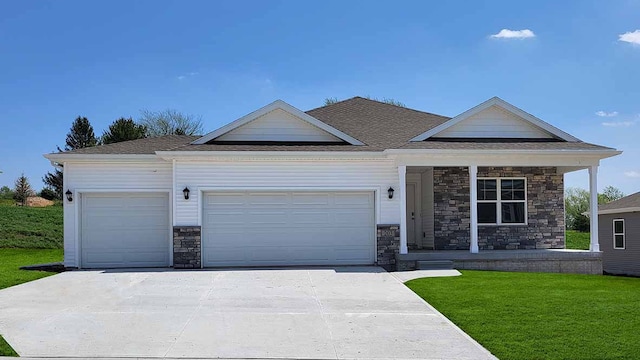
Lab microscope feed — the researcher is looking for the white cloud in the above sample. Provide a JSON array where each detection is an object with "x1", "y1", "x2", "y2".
[
  {"x1": 177, "y1": 72, "x2": 199, "y2": 80},
  {"x1": 624, "y1": 171, "x2": 640, "y2": 178},
  {"x1": 619, "y1": 30, "x2": 640, "y2": 45},
  {"x1": 602, "y1": 120, "x2": 636, "y2": 127},
  {"x1": 595, "y1": 111, "x2": 618, "y2": 117},
  {"x1": 490, "y1": 29, "x2": 536, "y2": 39}
]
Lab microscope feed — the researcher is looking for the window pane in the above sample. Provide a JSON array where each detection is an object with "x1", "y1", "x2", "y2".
[
  {"x1": 513, "y1": 179, "x2": 525, "y2": 189},
  {"x1": 513, "y1": 190, "x2": 526, "y2": 200},
  {"x1": 477, "y1": 180, "x2": 497, "y2": 200},
  {"x1": 615, "y1": 234, "x2": 625, "y2": 248},
  {"x1": 501, "y1": 179, "x2": 513, "y2": 189},
  {"x1": 478, "y1": 203, "x2": 497, "y2": 223},
  {"x1": 502, "y1": 202, "x2": 525, "y2": 223},
  {"x1": 501, "y1": 189, "x2": 514, "y2": 200},
  {"x1": 485, "y1": 190, "x2": 497, "y2": 200},
  {"x1": 614, "y1": 220, "x2": 624, "y2": 234}
]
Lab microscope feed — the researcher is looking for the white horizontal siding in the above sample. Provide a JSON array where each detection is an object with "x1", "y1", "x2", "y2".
[
  {"x1": 175, "y1": 160, "x2": 400, "y2": 226},
  {"x1": 63, "y1": 160, "x2": 172, "y2": 267},
  {"x1": 436, "y1": 105, "x2": 554, "y2": 139},
  {"x1": 66, "y1": 161, "x2": 172, "y2": 189},
  {"x1": 216, "y1": 108, "x2": 342, "y2": 142}
]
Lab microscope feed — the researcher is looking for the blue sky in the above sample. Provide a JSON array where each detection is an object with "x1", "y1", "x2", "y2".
[{"x1": 0, "y1": 0, "x2": 639, "y2": 194}]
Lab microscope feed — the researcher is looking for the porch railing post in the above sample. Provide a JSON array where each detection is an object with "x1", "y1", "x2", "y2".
[
  {"x1": 589, "y1": 164, "x2": 600, "y2": 252},
  {"x1": 469, "y1": 165, "x2": 479, "y2": 253},
  {"x1": 398, "y1": 165, "x2": 408, "y2": 254}
]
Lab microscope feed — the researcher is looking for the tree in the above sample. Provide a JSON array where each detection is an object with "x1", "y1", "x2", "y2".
[
  {"x1": 39, "y1": 187, "x2": 58, "y2": 201},
  {"x1": 13, "y1": 174, "x2": 34, "y2": 206},
  {"x1": 102, "y1": 117, "x2": 147, "y2": 144},
  {"x1": 139, "y1": 109, "x2": 203, "y2": 137},
  {"x1": 63, "y1": 116, "x2": 98, "y2": 151},
  {"x1": 324, "y1": 96, "x2": 406, "y2": 107},
  {"x1": 44, "y1": 116, "x2": 98, "y2": 200},
  {"x1": 0, "y1": 186, "x2": 13, "y2": 200},
  {"x1": 598, "y1": 186, "x2": 624, "y2": 204},
  {"x1": 565, "y1": 186, "x2": 625, "y2": 232},
  {"x1": 42, "y1": 169, "x2": 63, "y2": 200}
]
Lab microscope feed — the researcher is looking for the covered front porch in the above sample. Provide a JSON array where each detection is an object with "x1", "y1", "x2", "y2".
[{"x1": 386, "y1": 155, "x2": 605, "y2": 273}]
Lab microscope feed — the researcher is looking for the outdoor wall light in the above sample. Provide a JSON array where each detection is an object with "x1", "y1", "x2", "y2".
[
  {"x1": 388, "y1": 187, "x2": 394, "y2": 199},
  {"x1": 183, "y1": 187, "x2": 190, "y2": 200},
  {"x1": 65, "y1": 189, "x2": 73, "y2": 202}
]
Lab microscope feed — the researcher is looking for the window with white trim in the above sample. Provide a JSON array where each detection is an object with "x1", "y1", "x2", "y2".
[
  {"x1": 613, "y1": 219, "x2": 625, "y2": 249},
  {"x1": 477, "y1": 178, "x2": 527, "y2": 225}
]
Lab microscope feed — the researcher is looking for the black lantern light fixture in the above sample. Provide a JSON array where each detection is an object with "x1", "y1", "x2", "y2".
[
  {"x1": 183, "y1": 187, "x2": 190, "y2": 200},
  {"x1": 65, "y1": 189, "x2": 73, "y2": 202},
  {"x1": 387, "y1": 187, "x2": 394, "y2": 199}
]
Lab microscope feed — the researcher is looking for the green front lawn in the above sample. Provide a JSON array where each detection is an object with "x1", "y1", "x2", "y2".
[
  {"x1": 406, "y1": 271, "x2": 640, "y2": 360},
  {"x1": 566, "y1": 230, "x2": 590, "y2": 250}
]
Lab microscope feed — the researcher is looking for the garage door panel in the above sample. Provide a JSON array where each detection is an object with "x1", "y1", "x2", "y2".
[
  {"x1": 81, "y1": 193, "x2": 169, "y2": 268},
  {"x1": 203, "y1": 191, "x2": 374, "y2": 267}
]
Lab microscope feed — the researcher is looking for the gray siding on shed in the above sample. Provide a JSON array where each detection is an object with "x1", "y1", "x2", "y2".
[{"x1": 599, "y1": 212, "x2": 640, "y2": 276}]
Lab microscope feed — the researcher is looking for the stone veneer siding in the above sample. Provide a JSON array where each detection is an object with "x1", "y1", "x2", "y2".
[
  {"x1": 433, "y1": 166, "x2": 564, "y2": 250},
  {"x1": 173, "y1": 226, "x2": 201, "y2": 269},
  {"x1": 376, "y1": 224, "x2": 400, "y2": 271}
]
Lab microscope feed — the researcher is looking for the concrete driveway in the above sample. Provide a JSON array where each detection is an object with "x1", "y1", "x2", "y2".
[{"x1": 0, "y1": 267, "x2": 495, "y2": 359}]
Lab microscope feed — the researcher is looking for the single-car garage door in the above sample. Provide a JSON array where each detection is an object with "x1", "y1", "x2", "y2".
[
  {"x1": 81, "y1": 193, "x2": 170, "y2": 268},
  {"x1": 202, "y1": 191, "x2": 375, "y2": 267}
]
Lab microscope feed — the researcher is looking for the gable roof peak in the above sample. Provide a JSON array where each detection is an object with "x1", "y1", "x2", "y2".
[
  {"x1": 192, "y1": 99, "x2": 365, "y2": 145},
  {"x1": 410, "y1": 96, "x2": 581, "y2": 142}
]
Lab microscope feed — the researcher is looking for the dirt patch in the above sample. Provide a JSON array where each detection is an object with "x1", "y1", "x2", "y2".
[{"x1": 25, "y1": 196, "x2": 54, "y2": 207}]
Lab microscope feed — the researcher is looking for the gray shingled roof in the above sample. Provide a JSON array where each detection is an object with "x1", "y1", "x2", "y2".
[
  {"x1": 56, "y1": 135, "x2": 199, "y2": 155},
  {"x1": 599, "y1": 192, "x2": 640, "y2": 212},
  {"x1": 53, "y1": 97, "x2": 617, "y2": 155}
]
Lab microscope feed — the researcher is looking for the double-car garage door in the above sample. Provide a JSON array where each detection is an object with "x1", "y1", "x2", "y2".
[
  {"x1": 80, "y1": 191, "x2": 375, "y2": 268},
  {"x1": 202, "y1": 191, "x2": 375, "y2": 267}
]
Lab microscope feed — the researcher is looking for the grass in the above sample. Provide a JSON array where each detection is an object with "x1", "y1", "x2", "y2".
[
  {"x1": 0, "y1": 200, "x2": 65, "y2": 356},
  {"x1": 406, "y1": 271, "x2": 640, "y2": 360},
  {"x1": 0, "y1": 201, "x2": 63, "y2": 248},
  {"x1": 566, "y1": 230, "x2": 590, "y2": 250}
]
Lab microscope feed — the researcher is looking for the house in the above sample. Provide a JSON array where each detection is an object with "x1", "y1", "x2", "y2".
[
  {"x1": 44, "y1": 97, "x2": 620, "y2": 270},
  {"x1": 598, "y1": 192, "x2": 640, "y2": 276}
]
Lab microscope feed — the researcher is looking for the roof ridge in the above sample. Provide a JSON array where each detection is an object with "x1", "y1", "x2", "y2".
[{"x1": 306, "y1": 96, "x2": 451, "y2": 120}]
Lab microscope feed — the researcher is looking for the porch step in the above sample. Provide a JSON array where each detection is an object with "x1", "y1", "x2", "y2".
[{"x1": 416, "y1": 260, "x2": 454, "y2": 270}]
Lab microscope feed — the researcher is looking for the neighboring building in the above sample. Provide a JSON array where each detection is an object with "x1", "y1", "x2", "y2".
[
  {"x1": 44, "y1": 97, "x2": 620, "y2": 269},
  {"x1": 598, "y1": 192, "x2": 640, "y2": 276}
]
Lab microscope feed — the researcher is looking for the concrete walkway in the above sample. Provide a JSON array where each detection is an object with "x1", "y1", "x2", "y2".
[{"x1": 0, "y1": 267, "x2": 494, "y2": 359}]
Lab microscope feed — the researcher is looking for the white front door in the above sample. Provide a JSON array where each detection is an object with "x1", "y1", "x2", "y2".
[
  {"x1": 202, "y1": 191, "x2": 375, "y2": 267},
  {"x1": 80, "y1": 193, "x2": 170, "y2": 268}
]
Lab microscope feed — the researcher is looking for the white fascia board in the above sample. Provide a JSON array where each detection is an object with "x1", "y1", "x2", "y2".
[
  {"x1": 598, "y1": 207, "x2": 640, "y2": 215},
  {"x1": 155, "y1": 150, "x2": 386, "y2": 161},
  {"x1": 410, "y1": 97, "x2": 581, "y2": 142},
  {"x1": 43, "y1": 153, "x2": 162, "y2": 162},
  {"x1": 192, "y1": 99, "x2": 364, "y2": 145},
  {"x1": 384, "y1": 148, "x2": 621, "y2": 157},
  {"x1": 386, "y1": 149, "x2": 621, "y2": 167}
]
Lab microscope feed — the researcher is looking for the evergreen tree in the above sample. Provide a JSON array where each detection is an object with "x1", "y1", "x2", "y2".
[
  {"x1": 63, "y1": 116, "x2": 97, "y2": 151},
  {"x1": 13, "y1": 173, "x2": 34, "y2": 206},
  {"x1": 42, "y1": 169, "x2": 63, "y2": 200},
  {"x1": 102, "y1": 117, "x2": 147, "y2": 144}
]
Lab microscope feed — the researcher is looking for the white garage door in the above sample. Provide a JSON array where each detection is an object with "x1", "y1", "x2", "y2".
[
  {"x1": 202, "y1": 191, "x2": 375, "y2": 267},
  {"x1": 81, "y1": 193, "x2": 170, "y2": 268}
]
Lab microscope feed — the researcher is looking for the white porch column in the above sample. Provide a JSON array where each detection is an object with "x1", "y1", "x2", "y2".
[
  {"x1": 398, "y1": 165, "x2": 408, "y2": 254},
  {"x1": 469, "y1": 165, "x2": 479, "y2": 253},
  {"x1": 589, "y1": 165, "x2": 600, "y2": 252}
]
